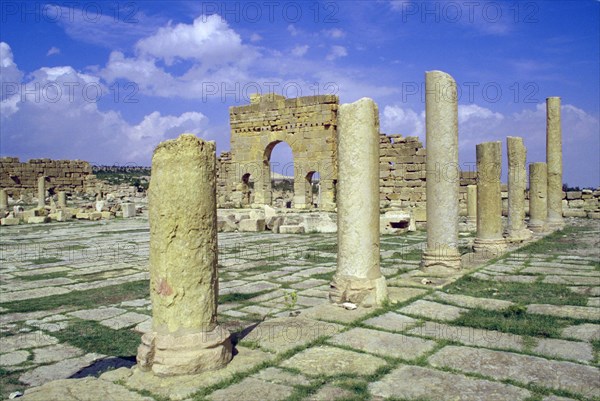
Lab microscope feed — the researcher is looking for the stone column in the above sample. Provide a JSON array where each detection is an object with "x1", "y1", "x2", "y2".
[
  {"x1": 474, "y1": 141, "x2": 506, "y2": 255},
  {"x1": 137, "y1": 134, "x2": 232, "y2": 376},
  {"x1": 57, "y1": 191, "x2": 67, "y2": 208},
  {"x1": 466, "y1": 185, "x2": 477, "y2": 229},
  {"x1": 546, "y1": 97, "x2": 564, "y2": 229},
  {"x1": 421, "y1": 70, "x2": 461, "y2": 271},
  {"x1": 505, "y1": 136, "x2": 532, "y2": 242},
  {"x1": 0, "y1": 189, "x2": 8, "y2": 211},
  {"x1": 330, "y1": 98, "x2": 387, "y2": 307},
  {"x1": 37, "y1": 176, "x2": 46, "y2": 208},
  {"x1": 528, "y1": 162, "x2": 548, "y2": 232}
]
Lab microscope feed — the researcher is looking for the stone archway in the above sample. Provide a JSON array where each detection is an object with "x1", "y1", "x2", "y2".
[{"x1": 263, "y1": 140, "x2": 295, "y2": 207}]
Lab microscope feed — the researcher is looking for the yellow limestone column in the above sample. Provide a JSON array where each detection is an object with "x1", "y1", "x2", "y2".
[
  {"x1": 57, "y1": 191, "x2": 67, "y2": 208},
  {"x1": 528, "y1": 162, "x2": 548, "y2": 232},
  {"x1": 137, "y1": 134, "x2": 232, "y2": 376},
  {"x1": 421, "y1": 70, "x2": 462, "y2": 271},
  {"x1": 474, "y1": 141, "x2": 507, "y2": 255},
  {"x1": 546, "y1": 97, "x2": 564, "y2": 229},
  {"x1": 466, "y1": 185, "x2": 477, "y2": 230},
  {"x1": 330, "y1": 98, "x2": 387, "y2": 307},
  {"x1": 37, "y1": 176, "x2": 46, "y2": 209},
  {"x1": 506, "y1": 136, "x2": 532, "y2": 242}
]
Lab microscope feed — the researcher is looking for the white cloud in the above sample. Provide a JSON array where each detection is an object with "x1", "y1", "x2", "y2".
[
  {"x1": 323, "y1": 28, "x2": 345, "y2": 39},
  {"x1": 381, "y1": 105, "x2": 425, "y2": 137},
  {"x1": 291, "y1": 45, "x2": 309, "y2": 57},
  {"x1": 250, "y1": 33, "x2": 262, "y2": 42},
  {"x1": 287, "y1": 25, "x2": 300, "y2": 37},
  {"x1": 326, "y1": 45, "x2": 347, "y2": 61},
  {"x1": 46, "y1": 46, "x2": 61, "y2": 56}
]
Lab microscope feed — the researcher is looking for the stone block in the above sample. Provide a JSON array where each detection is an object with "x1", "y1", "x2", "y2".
[
  {"x1": 239, "y1": 218, "x2": 266, "y2": 232},
  {"x1": 279, "y1": 225, "x2": 305, "y2": 234},
  {"x1": 1, "y1": 217, "x2": 20, "y2": 225},
  {"x1": 566, "y1": 191, "x2": 582, "y2": 200},
  {"x1": 122, "y1": 203, "x2": 136, "y2": 218},
  {"x1": 27, "y1": 216, "x2": 49, "y2": 224}
]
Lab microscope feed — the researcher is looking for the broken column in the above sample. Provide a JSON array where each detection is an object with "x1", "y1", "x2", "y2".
[
  {"x1": 546, "y1": 97, "x2": 564, "y2": 230},
  {"x1": 330, "y1": 98, "x2": 387, "y2": 307},
  {"x1": 0, "y1": 189, "x2": 7, "y2": 211},
  {"x1": 37, "y1": 176, "x2": 46, "y2": 208},
  {"x1": 466, "y1": 185, "x2": 477, "y2": 230},
  {"x1": 474, "y1": 141, "x2": 506, "y2": 255},
  {"x1": 505, "y1": 136, "x2": 532, "y2": 242},
  {"x1": 57, "y1": 191, "x2": 67, "y2": 208},
  {"x1": 421, "y1": 70, "x2": 462, "y2": 271},
  {"x1": 137, "y1": 134, "x2": 232, "y2": 376},
  {"x1": 528, "y1": 162, "x2": 548, "y2": 232}
]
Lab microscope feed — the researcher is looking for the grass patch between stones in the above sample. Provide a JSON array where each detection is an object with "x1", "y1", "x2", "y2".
[
  {"x1": 18, "y1": 271, "x2": 70, "y2": 281},
  {"x1": 0, "y1": 280, "x2": 149, "y2": 313}
]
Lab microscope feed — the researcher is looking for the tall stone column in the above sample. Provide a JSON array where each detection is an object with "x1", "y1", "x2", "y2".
[
  {"x1": 506, "y1": 137, "x2": 532, "y2": 242},
  {"x1": 546, "y1": 97, "x2": 564, "y2": 229},
  {"x1": 37, "y1": 176, "x2": 46, "y2": 209},
  {"x1": 330, "y1": 98, "x2": 387, "y2": 307},
  {"x1": 0, "y1": 189, "x2": 8, "y2": 211},
  {"x1": 421, "y1": 70, "x2": 461, "y2": 271},
  {"x1": 474, "y1": 141, "x2": 506, "y2": 255},
  {"x1": 528, "y1": 162, "x2": 548, "y2": 232},
  {"x1": 466, "y1": 185, "x2": 477, "y2": 229},
  {"x1": 57, "y1": 191, "x2": 67, "y2": 208},
  {"x1": 137, "y1": 134, "x2": 232, "y2": 376}
]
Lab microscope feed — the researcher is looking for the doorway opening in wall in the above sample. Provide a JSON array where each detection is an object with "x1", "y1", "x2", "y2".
[
  {"x1": 265, "y1": 140, "x2": 294, "y2": 208},
  {"x1": 241, "y1": 173, "x2": 253, "y2": 206},
  {"x1": 306, "y1": 171, "x2": 321, "y2": 208}
]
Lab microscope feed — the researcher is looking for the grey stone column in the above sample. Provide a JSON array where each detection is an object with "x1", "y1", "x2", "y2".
[
  {"x1": 421, "y1": 70, "x2": 461, "y2": 271},
  {"x1": 137, "y1": 134, "x2": 232, "y2": 376},
  {"x1": 506, "y1": 136, "x2": 532, "y2": 242},
  {"x1": 546, "y1": 97, "x2": 564, "y2": 229},
  {"x1": 466, "y1": 185, "x2": 477, "y2": 229},
  {"x1": 474, "y1": 141, "x2": 507, "y2": 255},
  {"x1": 0, "y1": 189, "x2": 8, "y2": 210},
  {"x1": 37, "y1": 176, "x2": 46, "y2": 209},
  {"x1": 528, "y1": 162, "x2": 548, "y2": 232},
  {"x1": 57, "y1": 191, "x2": 67, "y2": 208},
  {"x1": 330, "y1": 98, "x2": 387, "y2": 307}
]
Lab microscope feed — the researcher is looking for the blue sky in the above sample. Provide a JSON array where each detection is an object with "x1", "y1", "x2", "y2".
[{"x1": 1, "y1": 0, "x2": 598, "y2": 187}]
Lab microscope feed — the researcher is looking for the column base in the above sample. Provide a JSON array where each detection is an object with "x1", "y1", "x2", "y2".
[
  {"x1": 528, "y1": 220, "x2": 547, "y2": 233},
  {"x1": 137, "y1": 326, "x2": 233, "y2": 376},
  {"x1": 329, "y1": 275, "x2": 387, "y2": 307},
  {"x1": 473, "y1": 238, "x2": 507, "y2": 256},
  {"x1": 505, "y1": 228, "x2": 533, "y2": 243},
  {"x1": 545, "y1": 218, "x2": 565, "y2": 231},
  {"x1": 420, "y1": 250, "x2": 462, "y2": 271}
]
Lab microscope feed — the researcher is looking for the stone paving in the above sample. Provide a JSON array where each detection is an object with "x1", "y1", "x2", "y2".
[{"x1": 0, "y1": 216, "x2": 598, "y2": 400}]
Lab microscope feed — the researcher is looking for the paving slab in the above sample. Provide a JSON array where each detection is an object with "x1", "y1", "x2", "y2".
[
  {"x1": 32, "y1": 344, "x2": 84, "y2": 364},
  {"x1": 408, "y1": 321, "x2": 524, "y2": 351},
  {"x1": 527, "y1": 304, "x2": 599, "y2": 320},
  {"x1": 561, "y1": 323, "x2": 600, "y2": 342},
  {"x1": 426, "y1": 291, "x2": 514, "y2": 311},
  {"x1": 280, "y1": 345, "x2": 387, "y2": 377},
  {"x1": 302, "y1": 385, "x2": 354, "y2": 401},
  {"x1": 299, "y1": 303, "x2": 373, "y2": 323},
  {"x1": 398, "y1": 300, "x2": 468, "y2": 321},
  {"x1": 99, "y1": 311, "x2": 149, "y2": 329},
  {"x1": 368, "y1": 364, "x2": 530, "y2": 401},
  {"x1": 18, "y1": 377, "x2": 156, "y2": 401},
  {"x1": 0, "y1": 286, "x2": 71, "y2": 302},
  {"x1": 532, "y1": 338, "x2": 594, "y2": 362},
  {"x1": 246, "y1": 317, "x2": 343, "y2": 353},
  {"x1": 68, "y1": 307, "x2": 127, "y2": 321},
  {"x1": 543, "y1": 275, "x2": 600, "y2": 285},
  {"x1": 251, "y1": 367, "x2": 311, "y2": 386},
  {"x1": 19, "y1": 352, "x2": 106, "y2": 386},
  {"x1": 207, "y1": 377, "x2": 293, "y2": 401},
  {"x1": 329, "y1": 327, "x2": 436, "y2": 360},
  {"x1": 429, "y1": 345, "x2": 600, "y2": 398},
  {"x1": 362, "y1": 311, "x2": 419, "y2": 332},
  {"x1": 125, "y1": 347, "x2": 274, "y2": 400},
  {"x1": 0, "y1": 331, "x2": 58, "y2": 353},
  {"x1": 0, "y1": 350, "x2": 29, "y2": 366}
]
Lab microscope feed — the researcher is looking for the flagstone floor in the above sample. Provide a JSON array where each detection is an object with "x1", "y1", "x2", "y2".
[{"x1": 0, "y1": 216, "x2": 598, "y2": 401}]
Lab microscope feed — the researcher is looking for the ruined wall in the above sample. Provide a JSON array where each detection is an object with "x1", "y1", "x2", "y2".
[
  {"x1": 225, "y1": 94, "x2": 338, "y2": 210},
  {"x1": 0, "y1": 157, "x2": 96, "y2": 197}
]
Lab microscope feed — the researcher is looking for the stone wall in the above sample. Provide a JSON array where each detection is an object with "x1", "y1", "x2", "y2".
[{"x1": 0, "y1": 157, "x2": 96, "y2": 197}]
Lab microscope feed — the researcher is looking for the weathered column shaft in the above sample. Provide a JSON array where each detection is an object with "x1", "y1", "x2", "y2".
[
  {"x1": 421, "y1": 70, "x2": 461, "y2": 271},
  {"x1": 474, "y1": 141, "x2": 506, "y2": 254},
  {"x1": 57, "y1": 191, "x2": 67, "y2": 208},
  {"x1": 330, "y1": 97, "x2": 387, "y2": 307},
  {"x1": 506, "y1": 136, "x2": 532, "y2": 242},
  {"x1": 0, "y1": 189, "x2": 8, "y2": 210},
  {"x1": 546, "y1": 97, "x2": 564, "y2": 229},
  {"x1": 37, "y1": 176, "x2": 45, "y2": 208},
  {"x1": 137, "y1": 134, "x2": 231, "y2": 376},
  {"x1": 528, "y1": 162, "x2": 548, "y2": 232},
  {"x1": 466, "y1": 185, "x2": 477, "y2": 226}
]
